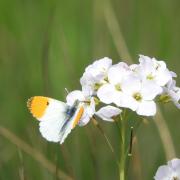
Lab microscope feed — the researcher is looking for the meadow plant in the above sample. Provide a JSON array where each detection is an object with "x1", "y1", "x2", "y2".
[{"x1": 65, "y1": 55, "x2": 180, "y2": 180}]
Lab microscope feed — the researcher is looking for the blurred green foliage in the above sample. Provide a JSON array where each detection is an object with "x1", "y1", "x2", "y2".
[{"x1": 0, "y1": 0, "x2": 180, "y2": 179}]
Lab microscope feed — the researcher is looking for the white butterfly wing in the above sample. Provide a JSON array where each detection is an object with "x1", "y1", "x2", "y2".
[
  {"x1": 38, "y1": 98, "x2": 69, "y2": 142},
  {"x1": 58, "y1": 103, "x2": 84, "y2": 144}
]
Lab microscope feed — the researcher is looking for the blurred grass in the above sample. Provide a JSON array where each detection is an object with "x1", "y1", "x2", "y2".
[{"x1": 0, "y1": 0, "x2": 180, "y2": 179}]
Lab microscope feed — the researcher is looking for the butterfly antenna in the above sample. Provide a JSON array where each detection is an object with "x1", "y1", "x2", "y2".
[{"x1": 64, "y1": 88, "x2": 69, "y2": 95}]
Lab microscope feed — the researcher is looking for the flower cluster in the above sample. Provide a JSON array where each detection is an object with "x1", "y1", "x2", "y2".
[
  {"x1": 66, "y1": 55, "x2": 180, "y2": 125},
  {"x1": 154, "y1": 158, "x2": 180, "y2": 179}
]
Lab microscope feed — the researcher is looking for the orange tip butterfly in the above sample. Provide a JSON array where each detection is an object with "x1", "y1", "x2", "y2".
[{"x1": 27, "y1": 96, "x2": 84, "y2": 144}]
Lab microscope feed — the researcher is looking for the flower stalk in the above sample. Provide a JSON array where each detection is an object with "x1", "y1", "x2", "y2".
[{"x1": 119, "y1": 111, "x2": 126, "y2": 180}]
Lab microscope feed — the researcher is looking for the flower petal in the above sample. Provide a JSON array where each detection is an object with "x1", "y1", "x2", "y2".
[
  {"x1": 155, "y1": 69, "x2": 172, "y2": 86},
  {"x1": 121, "y1": 75, "x2": 141, "y2": 95},
  {"x1": 92, "y1": 57, "x2": 112, "y2": 70},
  {"x1": 141, "y1": 81, "x2": 162, "y2": 100},
  {"x1": 79, "y1": 97, "x2": 96, "y2": 126},
  {"x1": 82, "y1": 85, "x2": 94, "y2": 97},
  {"x1": 139, "y1": 55, "x2": 155, "y2": 74},
  {"x1": 66, "y1": 90, "x2": 85, "y2": 106},
  {"x1": 152, "y1": 58, "x2": 167, "y2": 71},
  {"x1": 154, "y1": 165, "x2": 174, "y2": 180},
  {"x1": 97, "y1": 84, "x2": 117, "y2": 104},
  {"x1": 86, "y1": 97, "x2": 96, "y2": 117},
  {"x1": 168, "y1": 158, "x2": 180, "y2": 173},
  {"x1": 164, "y1": 80, "x2": 180, "y2": 108},
  {"x1": 96, "y1": 106, "x2": 122, "y2": 121},
  {"x1": 136, "y1": 100, "x2": 156, "y2": 116},
  {"x1": 108, "y1": 62, "x2": 130, "y2": 84},
  {"x1": 120, "y1": 94, "x2": 139, "y2": 111},
  {"x1": 81, "y1": 57, "x2": 112, "y2": 85}
]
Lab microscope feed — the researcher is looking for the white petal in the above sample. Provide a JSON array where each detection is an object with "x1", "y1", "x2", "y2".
[
  {"x1": 80, "y1": 73, "x2": 90, "y2": 86},
  {"x1": 130, "y1": 64, "x2": 139, "y2": 71},
  {"x1": 66, "y1": 90, "x2": 85, "y2": 106},
  {"x1": 152, "y1": 58, "x2": 167, "y2": 71},
  {"x1": 154, "y1": 165, "x2": 174, "y2": 180},
  {"x1": 97, "y1": 84, "x2": 117, "y2": 104},
  {"x1": 168, "y1": 158, "x2": 180, "y2": 172},
  {"x1": 108, "y1": 65, "x2": 122, "y2": 84},
  {"x1": 86, "y1": 66, "x2": 105, "y2": 82},
  {"x1": 136, "y1": 100, "x2": 156, "y2": 116},
  {"x1": 121, "y1": 75, "x2": 141, "y2": 95},
  {"x1": 167, "y1": 79, "x2": 176, "y2": 89},
  {"x1": 113, "y1": 91, "x2": 126, "y2": 107},
  {"x1": 82, "y1": 85, "x2": 94, "y2": 97},
  {"x1": 169, "y1": 88, "x2": 180, "y2": 102},
  {"x1": 108, "y1": 62, "x2": 130, "y2": 84},
  {"x1": 120, "y1": 94, "x2": 139, "y2": 111},
  {"x1": 78, "y1": 98, "x2": 96, "y2": 126},
  {"x1": 86, "y1": 97, "x2": 96, "y2": 117},
  {"x1": 165, "y1": 80, "x2": 180, "y2": 108},
  {"x1": 96, "y1": 106, "x2": 122, "y2": 121},
  {"x1": 155, "y1": 69, "x2": 172, "y2": 86},
  {"x1": 82, "y1": 57, "x2": 112, "y2": 84},
  {"x1": 92, "y1": 57, "x2": 112, "y2": 70},
  {"x1": 170, "y1": 71, "x2": 177, "y2": 78},
  {"x1": 139, "y1": 55, "x2": 155, "y2": 74},
  {"x1": 141, "y1": 81, "x2": 162, "y2": 100}
]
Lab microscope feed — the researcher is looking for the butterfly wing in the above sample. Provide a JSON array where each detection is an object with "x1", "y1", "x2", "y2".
[
  {"x1": 27, "y1": 96, "x2": 69, "y2": 142},
  {"x1": 27, "y1": 96, "x2": 85, "y2": 144},
  {"x1": 58, "y1": 103, "x2": 84, "y2": 144}
]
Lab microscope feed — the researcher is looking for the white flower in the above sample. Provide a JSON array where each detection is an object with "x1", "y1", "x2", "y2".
[
  {"x1": 97, "y1": 62, "x2": 131, "y2": 106},
  {"x1": 97, "y1": 61, "x2": 161, "y2": 116},
  {"x1": 134, "y1": 55, "x2": 173, "y2": 87},
  {"x1": 96, "y1": 106, "x2": 122, "y2": 121},
  {"x1": 154, "y1": 158, "x2": 180, "y2": 180},
  {"x1": 120, "y1": 75, "x2": 161, "y2": 116},
  {"x1": 163, "y1": 80, "x2": 180, "y2": 109},
  {"x1": 66, "y1": 90, "x2": 95, "y2": 126},
  {"x1": 80, "y1": 57, "x2": 112, "y2": 94}
]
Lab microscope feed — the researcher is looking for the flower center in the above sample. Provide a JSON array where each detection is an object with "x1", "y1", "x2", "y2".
[
  {"x1": 115, "y1": 84, "x2": 121, "y2": 91},
  {"x1": 104, "y1": 76, "x2": 109, "y2": 82},
  {"x1": 146, "y1": 73, "x2": 154, "y2": 80},
  {"x1": 159, "y1": 94, "x2": 171, "y2": 103},
  {"x1": 94, "y1": 97, "x2": 100, "y2": 105},
  {"x1": 94, "y1": 83, "x2": 102, "y2": 91},
  {"x1": 172, "y1": 177, "x2": 179, "y2": 180},
  {"x1": 133, "y1": 92, "x2": 142, "y2": 101}
]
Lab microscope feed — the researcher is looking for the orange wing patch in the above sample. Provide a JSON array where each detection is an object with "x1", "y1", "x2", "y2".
[
  {"x1": 27, "y1": 96, "x2": 49, "y2": 119},
  {"x1": 73, "y1": 106, "x2": 84, "y2": 128}
]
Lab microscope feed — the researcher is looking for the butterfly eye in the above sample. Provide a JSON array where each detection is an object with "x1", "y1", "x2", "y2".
[{"x1": 46, "y1": 102, "x2": 49, "y2": 105}]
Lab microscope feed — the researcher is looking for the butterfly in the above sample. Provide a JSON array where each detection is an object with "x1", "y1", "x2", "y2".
[{"x1": 27, "y1": 96, "x2": 84, "y2": 144}]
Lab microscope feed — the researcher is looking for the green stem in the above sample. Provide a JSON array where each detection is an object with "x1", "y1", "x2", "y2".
[
  {"x1": 119, "y1": 112, "x2": 126, "y2": 180},
  {"x1": 119, "y1": 131, "x2": 125, "y2": 179}
]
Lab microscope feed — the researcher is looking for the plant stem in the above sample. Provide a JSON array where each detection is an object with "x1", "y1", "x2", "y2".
[{"x1": 119, "y1": 112, "x2": 126, "y2": 180}]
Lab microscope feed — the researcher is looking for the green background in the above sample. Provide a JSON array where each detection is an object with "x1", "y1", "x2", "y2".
[{"x1": 0, "y1": 0, "x2": 179, "y2": 179}]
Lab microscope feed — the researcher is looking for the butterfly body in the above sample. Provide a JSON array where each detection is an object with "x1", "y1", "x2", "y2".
[{"x1": 27, "y1": 96, "x2": 84, "y2": 144}]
